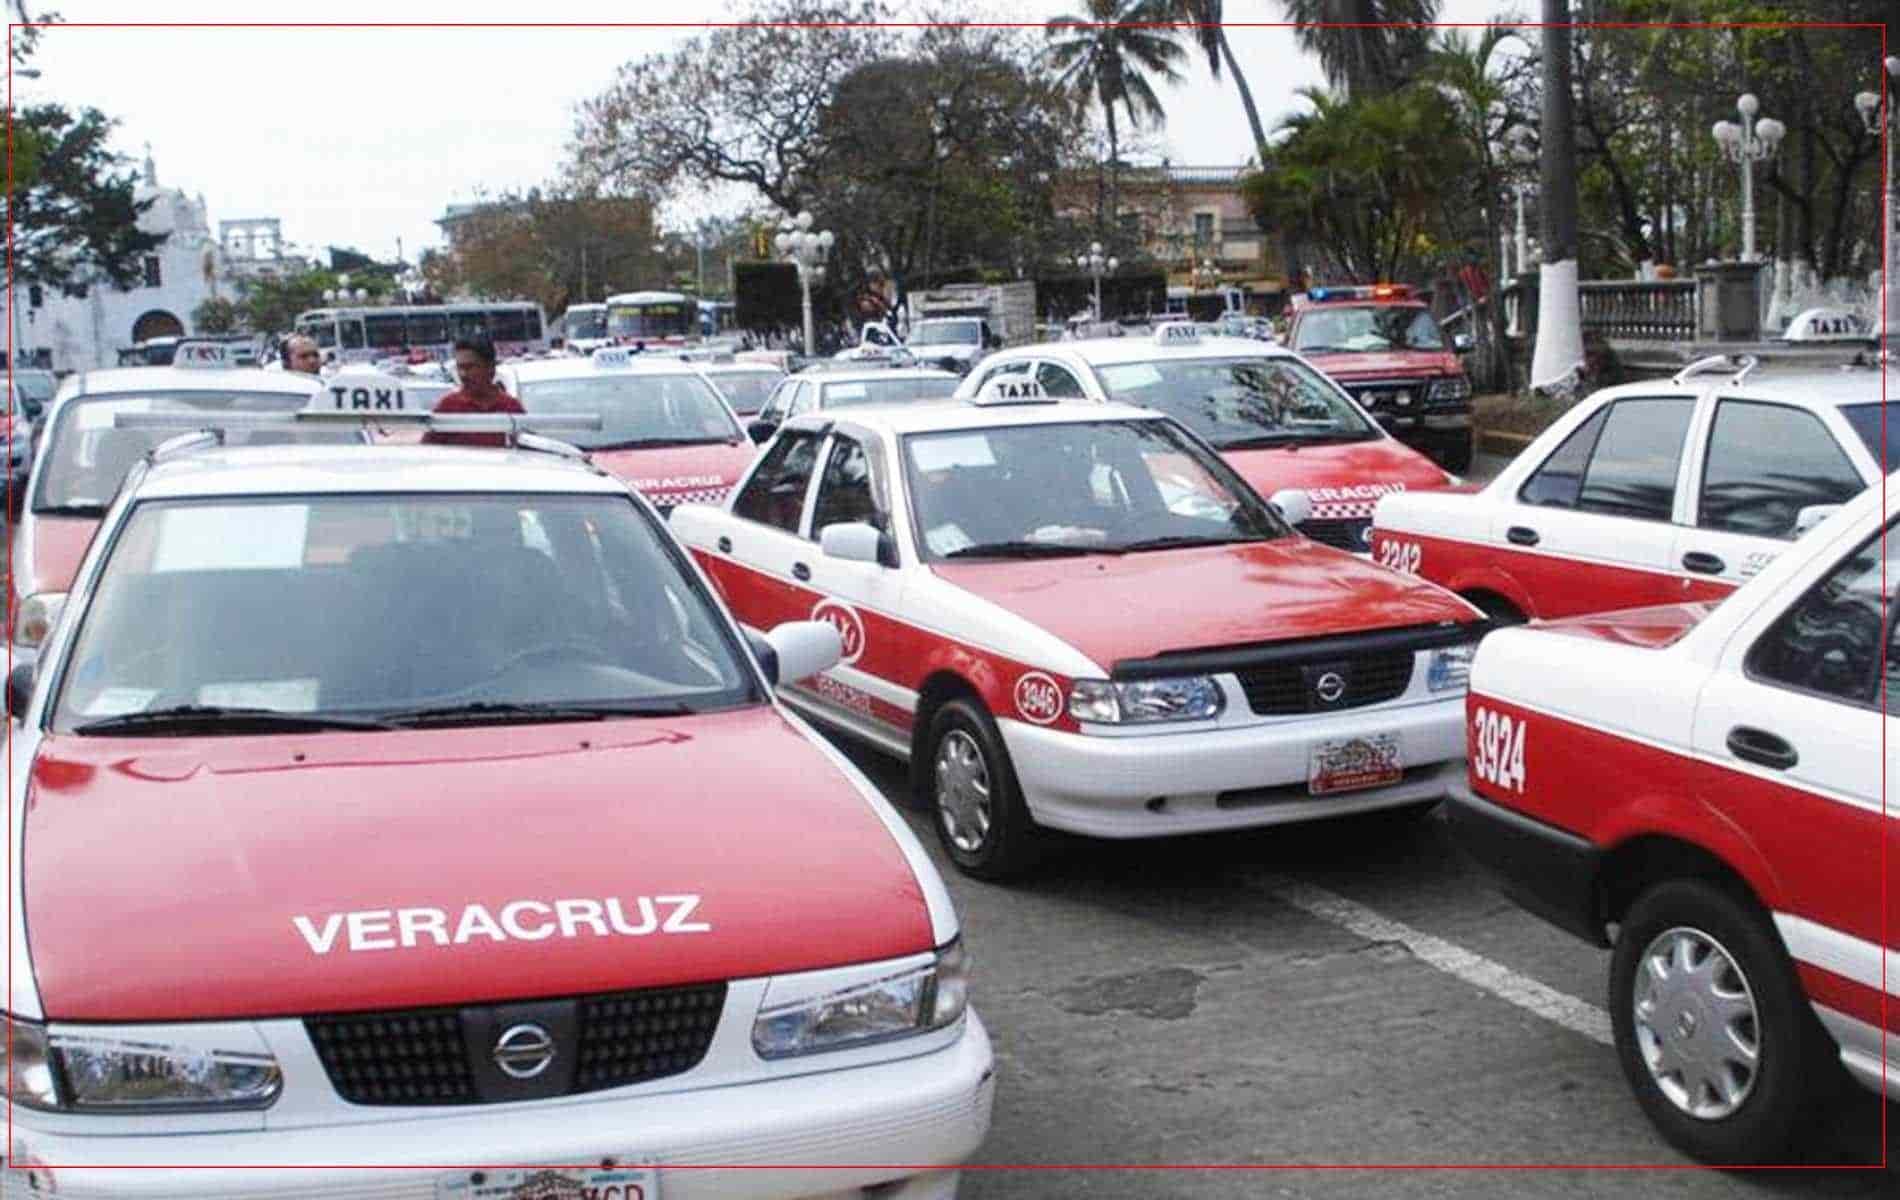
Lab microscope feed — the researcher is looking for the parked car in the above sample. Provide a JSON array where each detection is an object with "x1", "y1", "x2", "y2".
[
  {"x1": 749, "y1": 366, "x2": 962, "y2": 442},
  {"x1": 695, "y1": 360, "x2": 788, "y2": 418}
]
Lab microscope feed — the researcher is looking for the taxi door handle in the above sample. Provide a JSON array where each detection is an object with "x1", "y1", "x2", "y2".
[
  {"x1": 717, "y1": 536, "x2": 732, "y2": 554},
  {"x1": 1727, "y1": 726, "x2": 1798, "y2": 770},
  {"x1": 1682, "y1": 551, "x2": 1725, "y2": 575},
  {"x1": 1506, "y1": 526, "x2": 1539, "y2": 547},
  {"x1": 792, "y1": 562, "x2": 812, "y2": 582}
]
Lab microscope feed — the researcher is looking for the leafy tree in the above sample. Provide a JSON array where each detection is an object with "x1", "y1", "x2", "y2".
[
  {"x1": 1043, "y1": 0, "x2": 1186, "y2": 235},
  {"x1": 6, "y1": 105, "x2": 165, "y2": 295},
  {"x1": 432, "y1": 185, "x2": 664, "y2": 314},
  {"x1": 191, "y1": 296, "x2": 239, "y2": 334},
  {"x1": 236, "y1": 269, "x2": 335, "y2": 337},
  {"x1": 1278, "y1": 0, "x2": 1441, "y2": 99}
]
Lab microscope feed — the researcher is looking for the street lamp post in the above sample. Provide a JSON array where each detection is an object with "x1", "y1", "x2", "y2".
[
  {"x1": 1712, "y1": 94, "x2": 1786, "y2": 263},
  {"x1": 1075, "y1": 242, "x2": 1119, "y2": 321},
  {"x1": 1855, "y1": 55, "x2": 1900, "y2": 347},
  {"x1": 773, "y1": 210, "x2": 833, "y2": 356}
]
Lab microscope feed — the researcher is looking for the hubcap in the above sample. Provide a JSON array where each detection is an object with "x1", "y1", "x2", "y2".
[
  {"x1": 934, "y1": 729, "x2": 992, "y2": 854},
  {"x1": 1632, "y1": 926, "x2": 1761, "y2": 1120}
]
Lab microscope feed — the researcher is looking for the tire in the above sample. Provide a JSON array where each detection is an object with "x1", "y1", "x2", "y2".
[
  {"x1": 1465, "y1": 593, "x2": 1527, "y2": 629},
  {"x1": 1608, "y1": 878, "x2": 1834, "y2": 1163},
  {"x1": 1437, "y1": 434, "x2": 1474, "y2": 475},
  {"x1": 921, "y1": 697, "x2": 1042, "y2": 882}
]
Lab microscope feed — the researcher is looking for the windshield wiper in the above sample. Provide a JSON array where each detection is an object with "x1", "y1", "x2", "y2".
[
  {"x1": 72, "y1": 705, "x2": 398, "y2": 736},
  {"x1": 941, "y1": 540, "x2": 1105, "y2": 559},
  {"x1": 33, "y1": 502, "x2": 108, "y2": 517},
  {"x1": 1117, "y1": 534, "x2": 1268, "y2": 553},
  {"x1": 380, "y1": 700, "x2": 697, "y2": 727}
]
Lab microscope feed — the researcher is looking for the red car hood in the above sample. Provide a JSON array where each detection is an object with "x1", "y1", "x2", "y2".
[
  {"x1": 1534, "y1": 601, "x2": 1719, "y2": 650},
  {"x1": 25, "y1": 514, "x2": 100, "y2": 596},
  {"x1": 591, "y1": 441, "x2": 757, "y2": 505},
  {"x1": 1300, "y1": 350, "x2": 1460, "y2": 379},
  {"x1": 25, "y1": 708, "x2": 932, "y2": 1021},
  {"x1": 932, "y1": 539, "x2": 1478, "y2": 671},
  {"x1": 1219, "y1": 439, "x2": 1450, "y2": 519}
]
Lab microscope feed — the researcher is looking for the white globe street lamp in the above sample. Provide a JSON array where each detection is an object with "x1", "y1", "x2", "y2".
[
  {"x1": 775, "y1": 209, "x2": 833, "y2": 356},
  {"x1": 1711, "y1": 93, "x2": 1786, "y2": 263},
  {"x1": 1076, "y1": 241, "x2": 1119, "y2": 320},
  {"x1": 1856, "y1": 56, "x2": 1900, "y2": 347}
]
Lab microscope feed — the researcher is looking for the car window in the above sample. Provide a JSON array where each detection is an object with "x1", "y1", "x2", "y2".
[
  {"x1": 1093, "y1": 356, "x2": 1378, "y2": 447},
  {"x1": 819, "y1": 377, "x2": 960, "y2": 409},
  {"x1": 731, "y1": 429, "x2": 824, "y2": 534},
  {"x1": 707, "y1": 370, "x2": 781, "y2": 417},
  {"x1": 516, "y1": 373, "x2": 741, "y2": 449},
  {"x1": 1292, "y1": 306, "x2": 1444, "y2": 354},
  {"x1": 972, "y1": 360, "x2": 1031, "y2": 393},
  {"x1": 1838, "y1": 403, "x2": 1893, "y2": 471},
  {"x1": 810, "y1": 434, "x2": 889, "y2": 541},
  {"x1": 1035, "y1": 362, "x2": 1086, "y2": 398},
  {"x1": 1573, "y1": 398, "x2": 1694, "y2": 521},
  {"x1": 1518, "y1": 408, "x2": 1610, "y2": 508},
  {"x1": 758, "y1": 381, "x2": 794, "y2": 423},
  {"x1": 790, "y1": 382, "x2": 819, "y2": 416},
  {"x1": 1698, "y1": 400, "x2": 1864, "y2": 539},
  {"x1": 1746, "y1": 517, "x2": 1897, "y2": 708}
]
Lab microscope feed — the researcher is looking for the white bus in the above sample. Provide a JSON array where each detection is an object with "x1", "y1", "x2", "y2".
[
  {"x1": 293, "y1": 302, "x2": 549, "y2": 364},
  {"x1": 605, "y1": 290, "x2": 698, "y2": 346},
  {"x1": 553, "y1": 302, "x2": 611, "y2": 352}
]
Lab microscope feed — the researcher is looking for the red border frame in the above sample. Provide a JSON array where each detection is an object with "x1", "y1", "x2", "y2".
[{"x1": 0, "y1": 11, "x2": 1892, "y2": 1184}]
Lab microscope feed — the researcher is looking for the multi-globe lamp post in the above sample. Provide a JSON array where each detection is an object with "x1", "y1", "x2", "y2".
[
  {"x1": 1076, "y1": 242, "x2": 1118, "y2": 321},
  {"x1": 1190, "y1": 257, "x2": 1222, "y2": 293},
  {"x1": 1855, "y1": 56, "x2": 1900, "y2": 347},
  {"x1": 774, "y1": 211, "x2": 834, "y2": 356},
  {"x1": 322, "y1": 273, "x2": 368, "y2": 306},
  {"x1": 1711, "y1": 94, "x2": 1786, "y2": 263}
]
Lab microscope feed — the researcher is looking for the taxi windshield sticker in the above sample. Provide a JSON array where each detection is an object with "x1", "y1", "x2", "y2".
[
  {"x1": 1098, "y1": 363, "x2": 1163, "y2": 391},
  {"x1": 908, "y1": 433, "x2": 996, "y2": 473},
  {"x1": 150, "y1": 504, "x2": 311, "y2": 573},
  {"x1": 198, "y1": 678, "x2": 319, "y2": 711}
]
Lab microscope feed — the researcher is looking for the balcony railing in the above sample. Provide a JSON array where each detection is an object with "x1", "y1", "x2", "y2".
[{"x1": 1578, "y1": 279, "x2": 1697, "y2": 341}]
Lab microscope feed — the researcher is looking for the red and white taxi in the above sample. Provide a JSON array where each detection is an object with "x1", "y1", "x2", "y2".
[
  {"x1": 671, "y1": 380, "x2": 1487, "y2": 881},
  {"x1": 500, "y1": 347, "x2": 758, "y2": 515},
  {"x1": 0, "y1": 397, "x2": 993, "y2": 1196},
  {"x1": 1449, "y1": 476, "x2": 1898, "y2": 1162},
  {"x1": 9, "y1": 341, "x2": 359, "y2": 671},
  {"x1": 952, "y1": 324, "x2": 1459, "y2": 554},
  {"x1": 1370, "y1": 356, "x2": 1893, "y2": 624},
  {"x1": 1284, "y1": 284, "x2": 1476, "y2": 471}
]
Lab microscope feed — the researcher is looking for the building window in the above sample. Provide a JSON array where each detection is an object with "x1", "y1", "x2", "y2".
[
  {"x1": 142, "y1": 256, "x2": 162, "y2": 289},
  {"x1": 1193, "y1": 212, "x2": 1216, "y2": 248}
]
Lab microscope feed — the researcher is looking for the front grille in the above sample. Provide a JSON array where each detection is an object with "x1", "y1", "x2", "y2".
[
  {"x1": 1299, "y1": 517, "x2": 1371, "y2": 551},
  {"x1": 307, "y1": 981, "x2": 726, "y2": 1107},
  {"x1": 1235, "y1": 650, "x2": 1416, "y2": 716}
]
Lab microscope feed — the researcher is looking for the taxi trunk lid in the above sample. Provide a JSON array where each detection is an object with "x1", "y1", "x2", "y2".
[{"x1": 24, "y1": 708, "x2": 934, "y2": 1021}]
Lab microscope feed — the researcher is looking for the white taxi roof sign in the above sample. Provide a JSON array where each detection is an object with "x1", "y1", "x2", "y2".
[
  {"x1": 314, "y1": 371, "x2": 417, "y2": 414},
  {"x1": 1153, "y1": 322, "x2": 1201, "y2": 347},
  {"x1": 972, "y1": 376, "x2": 1052, "y2": 405},
  {"x1": 592, "y1": 347, "x2": 636, "y2": 369},
  {"x1": 172, "y1": 340, "x2": 237, "y2": 369}
]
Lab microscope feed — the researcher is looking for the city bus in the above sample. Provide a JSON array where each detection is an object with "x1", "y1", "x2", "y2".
[
  {"x1": 605, "y1": 290, "x2": 698, "y2": 347},
  {"x1": 553, "y1": 302, "x2": 612, "y2": 352},
  {"x1": 293, "y1": 302, "x2": 548, "y2": 365}
]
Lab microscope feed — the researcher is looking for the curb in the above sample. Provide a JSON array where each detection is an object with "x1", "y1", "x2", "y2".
[{"x1": 1476, "y1": 429, "x2": 1536, "y2": 457}]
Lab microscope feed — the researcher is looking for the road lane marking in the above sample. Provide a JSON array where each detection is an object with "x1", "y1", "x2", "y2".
[{"x1": 1262, "y1": 875, "x2": 1614, "y2": 1047}]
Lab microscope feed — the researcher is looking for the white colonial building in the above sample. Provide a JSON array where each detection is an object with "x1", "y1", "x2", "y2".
[{"x1": 9, "y1": 150, "x2": 247, "y2": 372}]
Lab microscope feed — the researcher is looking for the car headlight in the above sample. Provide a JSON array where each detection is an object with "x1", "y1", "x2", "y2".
[
  {"x1": 752, "y1": 940, "x2": 969, "y2": 1060},
  {"x1": 1430, "y1": 375, "x2": 1473, "y2": 401},
  {"x1": 2, "y1": 1016, "x2": 282, "y2": 1111},
  {"x1": 1068, "y1": 676, "x2": 1225, "y2": 724},
  {"x1": 15, "y1": 591, "x2": 66, "y2": 648},
  {"x1": 1427, "y1": 643, "x2": 1478, "y2": 692}
]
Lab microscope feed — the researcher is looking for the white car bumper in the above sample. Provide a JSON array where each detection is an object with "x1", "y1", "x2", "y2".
[
  {"x1": 1, "y1": 1016, "x2": 994, "y2": 1200},
  {"x1": 1000, "y1": 696, "x2": 1465, "y2": 838}
]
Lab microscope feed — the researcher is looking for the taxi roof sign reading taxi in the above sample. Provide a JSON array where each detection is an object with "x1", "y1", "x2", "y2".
[
  {"x1": 592, "y1": 347, "x2": 636, "y2": 369},
  {"x1": 318, "y1": 371, "x2": 416, "y2": 413},
  {"x1": 171, "y1": 339, "x2": 237, "y2": 369},
  {"x1": 971, "y1": 376, "x2": 1052, "y2": 405},
  {"x1": 1152, "y1": 322, "x2": 1201, "y2": 347}
]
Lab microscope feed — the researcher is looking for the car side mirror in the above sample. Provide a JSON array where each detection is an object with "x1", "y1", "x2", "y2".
[
  {"x1": 6, "y1": 662, "x2": 34, "y2": 722},
  {"x1": 1794, "y1": 504, "x2": 1842, "y2": 536},
  {"x1": 1453, "y1": 333, "x2": 1474, "y2": 354},
  {"x1": 1270, "y1": 488, "x2": 1313, "y2": 527},
  {"x1": 747, "y1": 419, "x2": 778, "y2": 444},
  {"x1": 744, "y1": 629, "x2": 779, "y2": 685},
  {"x1": 765, "y1": 620, "x2": 842, "y2": 685},
  {"x1": 819, "y1": 522, "x2": 886, "y2": 566}
]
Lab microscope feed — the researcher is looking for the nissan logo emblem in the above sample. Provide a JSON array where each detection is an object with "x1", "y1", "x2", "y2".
[
  {"x1": 1359, "y1": 524, "x2": 1375, "y2": 547},
  {"x1": 1314, "y1": 672, "x2": 1347, "y2": 704},
  {"x1": 493, "y1": 1023, "x2": 556, "y2": 1080}
]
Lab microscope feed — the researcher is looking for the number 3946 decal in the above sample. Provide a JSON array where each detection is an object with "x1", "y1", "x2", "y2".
[
  {"x1": 1375, "y1": 538, "x2": 1422, "y2": 574},
  {"x1": 1471, "y1": 705, "x2": 1527, "y2": 793}
]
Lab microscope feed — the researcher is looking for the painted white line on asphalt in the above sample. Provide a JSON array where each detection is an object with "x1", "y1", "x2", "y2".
[{"x1": 1263, "y1": 875, "x2": 1614, "y2": 1047}]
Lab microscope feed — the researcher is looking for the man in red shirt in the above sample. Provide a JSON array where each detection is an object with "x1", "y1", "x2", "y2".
[{"x1": 423, "y1": 335, "x2": 524, "y2": 448}]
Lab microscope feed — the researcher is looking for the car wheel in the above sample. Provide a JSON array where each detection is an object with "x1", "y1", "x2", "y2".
[
  {"x1": 924, "y1": 697, "x2": 1041, "y2": 881},
  {"x1": 1466, "y1": 593, "x2": 1527, "y2": 629},
  {"x1": 1438, "y1": 435, "x2": 1474, "y2": 474},
  {"x1": 1608, "y1": 878, "x2": 1833, "y2": 1163}
]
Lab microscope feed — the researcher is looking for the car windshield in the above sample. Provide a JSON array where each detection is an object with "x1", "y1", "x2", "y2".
[
  {"x1": 1091, "y1": 356, "x2": 1378, "y2": 447},
  {"x1": 517, "y1": 373, "x2": 742, "y2": 449},
  {"x1": 564, "y1": 308, "x2": 609, "y2": 340},
  {"x1": 822, "y1": 377, "x2": 961, "y2": 409},
  {"x1": 14, "y1": 371, "x2": 56, "y2": 403},
  {"x1": 902, "y1": 418, "x2": 1286, "y2": 559},
  {"x1": 705, "y1": 370, "x2": 783, "y2": 416},
  {"x1": 910, "y1": 321, "x2": 981, "y2": 346},
  {"x1": 1840, "y1": 403, "x2": 1893, "y2": 469},
  {"x1": 1295, "y1": 306, "x2": 1445, "y2": 353},
  {"x1": 32, "y1": 391, "x2": 360, "y2": 514},
  {"x1": 51, "y1": 493, "x2": 761, "y2": 733}
]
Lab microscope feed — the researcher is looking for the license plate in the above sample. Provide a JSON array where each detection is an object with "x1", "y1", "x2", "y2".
[
  {"x1": 435, "y1": 1163, "x2": 658, "y2": 1200},
  {"x1": 1308, "y1": 734, "x2": 1403, "y2": 795}
]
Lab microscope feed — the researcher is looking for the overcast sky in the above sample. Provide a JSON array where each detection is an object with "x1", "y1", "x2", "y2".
[{"x1": 16, "y1": 0, "x2": 1522, "y2": 265}]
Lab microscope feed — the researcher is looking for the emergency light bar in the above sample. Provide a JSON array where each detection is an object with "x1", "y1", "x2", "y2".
[{"x1": 1305, "y1": 284, "x2": 1415, "y2": 303}]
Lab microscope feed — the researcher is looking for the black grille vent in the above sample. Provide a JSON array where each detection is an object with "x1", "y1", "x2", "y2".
[
  {"x1": 1236, "y1": 650, "x2": 1416, "y2": 715},
  {"x1": 307, "y1": 981, "x2": 726, "y2": 1107},
  {"x1": 1299, "y1": 517, "x2": 1371, "y2": 552}
]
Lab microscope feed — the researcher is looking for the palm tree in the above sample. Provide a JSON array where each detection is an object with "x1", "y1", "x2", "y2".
[
  {"x1": 1529, "y1": 0, "x2": 1583, "y2": 393},
  {"x1": 1278, "y1": 0, "x2": 1441, "y2": 99},
  {"x1": 1170, "y1": 1, "x2": 1269, "y2": 157},
  {"x1": 1044, "y1": 0, "x2": 1187, "y2": 237}
]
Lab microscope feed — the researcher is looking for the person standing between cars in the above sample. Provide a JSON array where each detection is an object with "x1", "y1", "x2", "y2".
[
  {"x1": 423, "y1": 334, "x2": 524, "y2": 449},
  {"x1": 281, "y1": 334, "x2": 322, "y2": 375}
]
